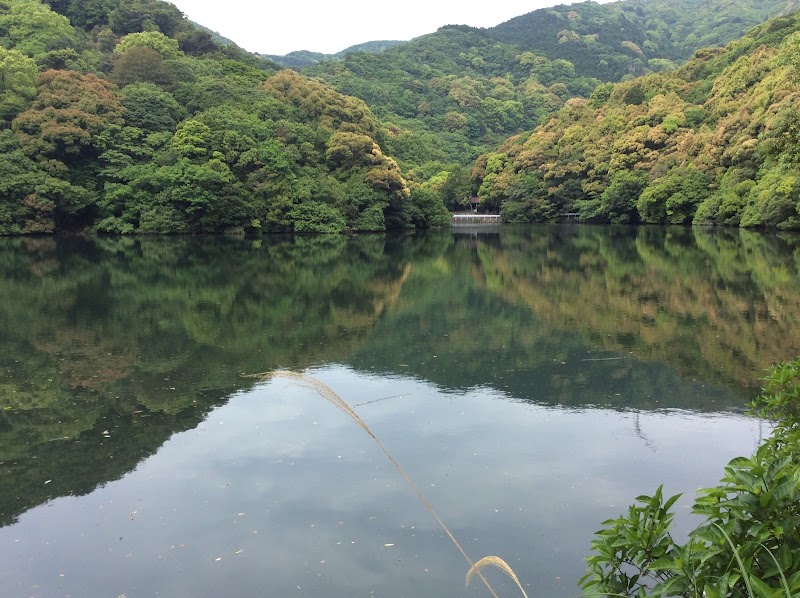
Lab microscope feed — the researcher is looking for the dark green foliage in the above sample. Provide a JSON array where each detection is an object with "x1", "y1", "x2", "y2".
[
  {"x1": 401, "y1": 187, "x2": 453, "y2": 228},
  {"x1": 598, "y1": 170, "x2": 648, "y2": 223},
  {"x1": 438, "y1": 166, "x2": 472, "y2": 211},
  {"x1": 110, "y1": 45, "x2": 175, "y2": 87},
  {"x1": 44, "y1": 0, "x2": 118, "y2": 31},
  {"x1": 500, "y1": 172, "x2": 557, "y2": 223},
  {"x1": 176, "y1": 28, "x2": 218, "y2": 56},
  {"x1": 107, "y1": 0, "x2": 183, "y2": 37},
  {"x1": 487, "y1": 0, "x2": 790, "y2": 81},
  {"x1": 0, "y1": 130, "x2": 90, "y2": 233},
  {"x1": 120, "y1": 82, "x2": 184, "y2": 132},
  {"x1": 581, "y1": 357, "x2": 800, "y2": 597},
  {"x1": 501, "y1": 197, "x2": 557, "y2": 223},
  {"x1": 290, "y1": 201, "x2": 347, "y2": 233},
  {"x1": 622, "y1": 84, "x2": 646, "y2": 106},
  {"x1": 637, "y1": 167, "x2": 710, "y2": 224}
]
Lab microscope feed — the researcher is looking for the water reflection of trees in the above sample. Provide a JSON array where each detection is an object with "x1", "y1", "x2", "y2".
[
  {"x1": 471, "y1": 226, "x2": 800, "y2": 391},
  {"x1": 0, "y1": 234, "x2": 423, "y2": 526},
  {"x1": 1, "y1": 227, "x2": 799, "y2": 526}
]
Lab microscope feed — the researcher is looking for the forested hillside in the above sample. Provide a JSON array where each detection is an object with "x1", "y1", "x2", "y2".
[
  {"x1": 303, "y1": 0, "x2": 793, "y2": 211},
  {"x1": 473, "y1": 12, "x2": 800, "y2": 228},
  {"x1": 488, "y1": 0, "x2": 797, "y2": 80},
  {"x1": 1, "y1": 0, "x2": 799, "y2": 234},
  {"x1": 0, "y1": 0, "x2": 448, "y2": 234}
]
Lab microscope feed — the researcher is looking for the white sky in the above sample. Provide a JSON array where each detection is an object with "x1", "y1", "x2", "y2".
[{"x1": 168, "y1": 0, "x2": 595, "y2": 56}]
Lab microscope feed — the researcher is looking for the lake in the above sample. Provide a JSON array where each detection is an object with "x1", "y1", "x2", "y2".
[{"x1": 1, "y1": 225, "x2": 799, "y2": 597}]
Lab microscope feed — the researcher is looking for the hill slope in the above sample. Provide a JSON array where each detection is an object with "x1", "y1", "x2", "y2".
[
  {"x1": 473, "y1": 11, "x2": 800, "y2": 228},
  {"x1": 303, "y1": 0, "x2": 793, "y2": 209},
  {"x1": 486, "y1": 0, "x2": 797, "y2": 80},
  {"x1": 0, "y1": 0, "x2": 448, "y2": 235}
]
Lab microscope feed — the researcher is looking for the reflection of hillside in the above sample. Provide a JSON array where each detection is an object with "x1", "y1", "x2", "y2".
[
  {"x1": 350, "y1": 236, "x2": 743, "y2": 410},
  {"x1": 0, "y1": 235, "x2": 418, "y2": 526},
  {"x1": 1, "y1": 227, "x2": 797, "y2": 527},
  {"x1": 473, "y1": 226, "x2": 800, "y2": 390}
]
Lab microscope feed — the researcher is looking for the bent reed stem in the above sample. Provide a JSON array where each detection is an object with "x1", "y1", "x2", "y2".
[{"x1": 257, "y1": 369, "x2": 516, "y2": 598}]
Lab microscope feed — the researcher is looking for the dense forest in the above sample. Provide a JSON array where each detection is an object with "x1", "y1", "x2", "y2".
[
  {"x1": 0, "y1": 0, "x2": 450, "y2": 234},
  {"x1": 0, "y1": 0, "x2": 799, "y2": 234},
  {"x1": 473, "y1": 10, "x2": 800, "y2": 228},
  {"x1": 302, "y1": 0, "x2": 794, "y2": 210}
]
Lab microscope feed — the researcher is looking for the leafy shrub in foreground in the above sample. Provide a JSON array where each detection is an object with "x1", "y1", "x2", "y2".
[{"x1": 580, "y1": 357, "x2": 800, "y2": 597}]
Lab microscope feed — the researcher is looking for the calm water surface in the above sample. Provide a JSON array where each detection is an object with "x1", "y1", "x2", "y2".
[{"x1": 1, "y1": 226, "x2": 799, "y2": 597}]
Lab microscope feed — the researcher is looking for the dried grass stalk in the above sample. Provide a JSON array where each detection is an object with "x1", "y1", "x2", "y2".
[
  {"x1": 256, "y1": 370, "x2": 529, "y2": 597},
  {"x1": 467, "y1": 555, "x2": 529, "y2": 598}
]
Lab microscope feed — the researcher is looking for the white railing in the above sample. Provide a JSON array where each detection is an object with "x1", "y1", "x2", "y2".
[{"x1": 452, "y1": 214, "x2": 502, "y2": 225}]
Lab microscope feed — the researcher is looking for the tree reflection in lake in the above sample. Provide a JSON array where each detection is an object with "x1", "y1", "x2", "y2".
[{"x1": 0, "y1": 227, "x2": 798, "y2": 596}]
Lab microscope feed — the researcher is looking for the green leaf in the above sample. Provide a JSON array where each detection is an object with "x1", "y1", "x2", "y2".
[
  {"x1": 649, "y1": 557, "x2": 682, "y2": 572},
  {"x1": 663, "y1": 492, "x2": 682, "y2": 511},
  {"x1": 769, "y1": 478, "x2": 798, "y2": 503},
  {"x1": 749, "y1": 574, "x2": 778, "y2": 598}
]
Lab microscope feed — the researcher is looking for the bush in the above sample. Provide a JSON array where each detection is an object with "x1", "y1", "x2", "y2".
[
  {"x1": 289, "y1": 202, "x2": 347, "y2": 234},
  {"x1": 580, "y1": 357, "x2": 800, "y2": 597}
]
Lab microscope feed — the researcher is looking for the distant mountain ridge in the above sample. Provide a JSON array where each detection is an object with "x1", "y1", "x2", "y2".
[
  {"x1": 258, "y1": 0, "x2": 795, "y2": 77},
  {"x1": 300, "y1": 0, "x2": 793, "y2": 175},
  {"x1": 482, "y1": 0, "x2": 799, "y2": 79},
  {"x1": 190, "y1": 21, "x2": 237, "y2": 47},
  {"x1": 264, "y1": 40, "x2": 406, "y2": 68}
]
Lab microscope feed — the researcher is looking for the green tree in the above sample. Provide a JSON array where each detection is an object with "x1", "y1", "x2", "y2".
[
  {"x1": 598, "y1": 170, "x2": 649, "y2": 223},
  {"x1": 581, "y1": 357, "x2": 800, "y2": 597},
  {"x1": 177, "y1": 28, "x2": 218, "y2": 56},
  {"x1": 119, "y1": 82, "x2": 184, "y2": 132},
  {"x1": 107, "y1": 0, "x2": 184, "y2": 37},
  {"x1": 289, "y1": 201, "x2": 347, "y2": 233},
  {"x1": 0, "y1": 47, "x2": 36, "y2": 119},
  {"x1": 11, "y1": 69, "x2": 125, "y2": 173},
  {"x1": 501, "y1": 197, "x2": 557, "y2": 223},
  {"x1": 110, "y1": 46, "x2": 175, "y2": 88},
  {"x1": 44, "y1": 0, "x2": 118, "y2": 31},
  {"x1": 637, "y1": 168, "x2": 709, "y2": 224},
  {"x1": 740, "y1": 165, "x2": 800, "y2": 229},
  {"x1": 439, "y1": 166, "x2": 472, "y2": 211},
  {"x1": 0, "y1": 130, "x2": 92, "y2": 233},
  {"x1": 0, "y1": 0, "x2": 76, "y2": 63},
  {"x1": 113, "y1": 31, "x2": 182, "y2": 60},
  {"x1": 171, "y1": 119, "x2": 212, "y2": 160},
  {"x1": 325, "y1": 131, "x2": 381, "y2": 171},
  {"x1": 665, "y1": 167, "x2": 709, "y2": 224}
]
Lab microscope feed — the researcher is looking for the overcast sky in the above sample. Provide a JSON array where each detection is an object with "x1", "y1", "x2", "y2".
[{"x1": 168, "y1": 0, "x2": 597, "y2": 56}]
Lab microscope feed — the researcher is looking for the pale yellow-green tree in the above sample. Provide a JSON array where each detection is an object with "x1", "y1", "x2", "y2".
[{"x1": 0, "y1": 47, "x2": 37, "y2": 119}]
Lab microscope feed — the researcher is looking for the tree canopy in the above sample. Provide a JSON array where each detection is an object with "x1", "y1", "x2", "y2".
[
  {"x1": 0, "y1": 0, "x2": 799, "y2": 233},
  {"x1": 0, "y1": 0, "x2": 450, "y2": 234},
  {"x1": 472, "y1": 12, "x2": 800, "y2": 229}
]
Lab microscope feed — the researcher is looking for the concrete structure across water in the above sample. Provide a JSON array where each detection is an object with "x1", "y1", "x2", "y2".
[{"x1": 452, "y1": 214, "x2": 502, "y2": 225}]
